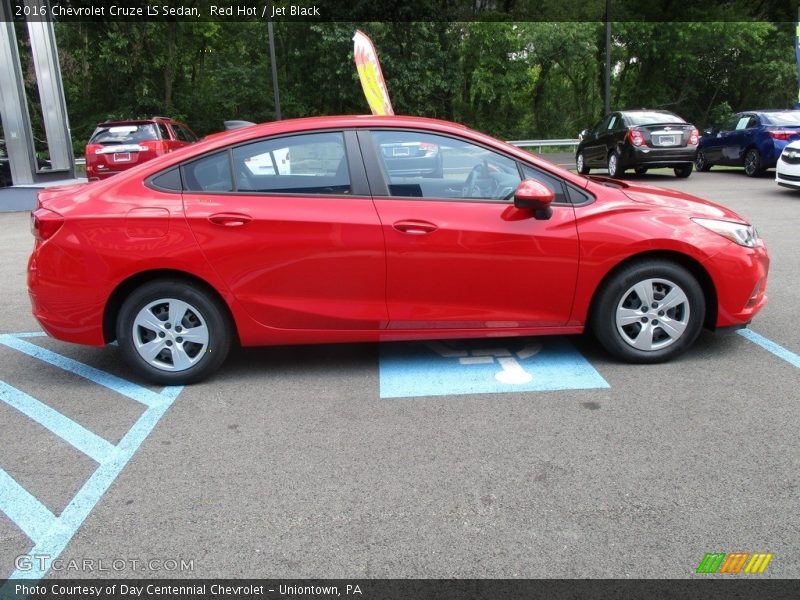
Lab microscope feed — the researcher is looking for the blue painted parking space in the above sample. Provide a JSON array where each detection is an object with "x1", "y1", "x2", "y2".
[
  {"x1": 0, "y1": 332, "x2": 182, "y2": 582},
  {"x1": 738, "y1": 329, "x2": 800, "y2": 370},
  {"x1": 379, "y1": 337, "x2": 609, "y2": 398}
]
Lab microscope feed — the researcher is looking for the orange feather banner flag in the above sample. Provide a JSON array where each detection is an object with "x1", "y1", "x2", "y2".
[{"x1": 353, "y1": 29, "x2": 394, "y2": 116}]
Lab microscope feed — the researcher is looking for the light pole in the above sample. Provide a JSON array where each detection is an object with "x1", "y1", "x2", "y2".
[{"x1": 268, "y1": 19, "x2": 281, "y2": 120}]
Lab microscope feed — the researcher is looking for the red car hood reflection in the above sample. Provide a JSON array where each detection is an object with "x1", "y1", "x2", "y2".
[{"x1": 591, "y1": 177, "x2": 747, "y2": 222}]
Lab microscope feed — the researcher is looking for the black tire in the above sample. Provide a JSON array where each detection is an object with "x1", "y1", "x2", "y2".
[
  {"x1": 743, "y1": 148, "x2": 764, "y2": 177},
  {"x1": 674, "y1": 163, "x2": 693, "y2": 178},
  {"x1": 607, "y1": 150, "x2": 623, "y2": 178},
  {"x1": 116, "y1": 279, "x2": 233, "y2": 384},
  {"x1": 634, "y1": 167, "x2": 648, "y2": 176},
  {"x1": 695, "y1": 148, "x2": 711, "y2": 172},
  {"x1": 591, "y1": 260, "x2": 705, "y2": 364},
  {"x1": 576, "y1": 151, "x2": 590, "y2": 174}
]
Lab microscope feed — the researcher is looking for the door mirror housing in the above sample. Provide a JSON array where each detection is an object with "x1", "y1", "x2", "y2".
[
  {"x1": 578, "y1": 128, "x2": 590, "y2": 140},
  {"x1": 514, "y1": 179, "x2": 554, "y2": 220}
]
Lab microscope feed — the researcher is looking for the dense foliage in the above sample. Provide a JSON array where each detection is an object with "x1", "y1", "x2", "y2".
[{"x1": 48, "y1": 20, "x2": 799, "y2": 152}]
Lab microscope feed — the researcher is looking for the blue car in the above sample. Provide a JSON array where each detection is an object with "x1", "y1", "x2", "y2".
[{"x1": 695, "y1": 110, "x2": 800, "y2": 177}]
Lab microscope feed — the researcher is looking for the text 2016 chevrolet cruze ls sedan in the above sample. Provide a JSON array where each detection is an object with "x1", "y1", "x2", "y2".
[{"x1": 28, "y1": 116, "x2": 769, "y2": 384}]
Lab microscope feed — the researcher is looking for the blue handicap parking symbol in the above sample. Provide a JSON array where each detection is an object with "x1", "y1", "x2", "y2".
[
  {"x1": 0, "y1": 332, "x2": 182, "y2": 582},
  {"x1": 379, "y1": 337, "x2": 609, "y2": 398}
]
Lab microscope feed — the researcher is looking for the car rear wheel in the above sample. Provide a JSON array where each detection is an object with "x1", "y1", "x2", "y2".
[
  {"x1": 576, "y1": 151, "x2": 590, "y2": 174},
  {"x1": 674, "y1": 163, "x2": 693, "y2": 178},
  {"x1": 117, "y1": 280, "x2": 232, "y2": 384},
  {"x1": 591, "y1": 261, "x2": 705, "y2": 363},
  {"x1": 695, "y1": 148, "x2": 711, "y2": 171},
  {"x1": 743, "y1": 148, "x2": 765, "y2": 177},
  {"x1": 607, "y1": 151, "x2": 623, "y2": 178}
]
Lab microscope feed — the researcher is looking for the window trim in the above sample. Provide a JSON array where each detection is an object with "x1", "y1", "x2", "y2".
[
  {"x1": 148, "y1": 128, "x2": 372, "y2": 198},
  {"x1": 361, "y1": 127, "x2": 576, "y2": 206}
]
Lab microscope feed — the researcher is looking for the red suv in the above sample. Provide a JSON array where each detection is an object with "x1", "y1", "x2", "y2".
[{"x1": 85, "y1": 117, "x2": 197, "y2": 181}]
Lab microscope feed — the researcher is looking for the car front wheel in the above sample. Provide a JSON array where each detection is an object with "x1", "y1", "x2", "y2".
[
  {"x1": 591, "y1": 261, "x2": 705, "y2": 363},
  {"x1": 695, "y1": 148, "x2": 711, "y2": 171},
  {"x1": 116, "y1": 280, "x2": 232, "y2": 384},
  {"x1": 674, "y1": 163, "x2": 693, "y2": 178}
]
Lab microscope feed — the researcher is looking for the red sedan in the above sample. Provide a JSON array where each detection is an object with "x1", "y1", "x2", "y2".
[{"x1": 28, "y1": 116, "x2": 769, "y2": 384}]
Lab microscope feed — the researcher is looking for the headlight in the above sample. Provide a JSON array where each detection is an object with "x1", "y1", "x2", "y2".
[{"x1": 692, "y1": 218, "x2": 759, "y2": 248}]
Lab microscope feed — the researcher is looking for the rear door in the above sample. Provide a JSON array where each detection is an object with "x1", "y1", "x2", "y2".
[{"x1": 181, "y1": 130, "x2": 388, "y2": 331}]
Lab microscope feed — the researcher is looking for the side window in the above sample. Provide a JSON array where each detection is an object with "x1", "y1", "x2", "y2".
[
  {"x1": 156, "y1": 123, "x2": 170, "y2": 140},
  {"x1": 746, "y1": 116, "x2": 760, "y2": 129},
  {"x1": 735, "y1": 116, "x2": 751, "y2": 131},
  {"x1": 607, "y1": 115, "x2": 618, "y2": 130},
  {"x1": 520, "y1": 164, "x2": 567, "y2": 204},
  {"x1": 231, "y1": 132, "x2": 350, "y2": 194},
  {"x1": 182, "y1": 151, "x2": 233, "y2": 192},
  {"x1": 371, "y1": 130, "x2": 521, "y2": 201},
  {"x1": 174, "y1": 124, "x2": 197, "y2": 142}
]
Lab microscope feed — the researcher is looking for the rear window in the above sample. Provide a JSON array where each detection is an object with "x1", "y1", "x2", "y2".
[
  {"x1": 761, "y1": 112, "x2": 800, "y2": 126},
  {"x1": 624, "y1": 112, "x2": 685, "y2": 126},
  {"x1": 89, "y1": 124, "x2": 159, "y2": 145}
]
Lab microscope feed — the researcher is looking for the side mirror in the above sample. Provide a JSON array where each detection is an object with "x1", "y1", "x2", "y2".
[
  {"x1": 578, "y1": 128, "x2": 590, "y2": 140},
  {"x1": 514, "y1": 179, "x2": 554, "y2": 220},
  {"x1": 703, "y1": 128, "x2": 713, "y2": 137}
]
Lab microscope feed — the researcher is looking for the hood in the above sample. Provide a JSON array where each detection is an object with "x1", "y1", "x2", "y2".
[{"x1": 590, "y1": 177, "x2": 749, "y2": 223}]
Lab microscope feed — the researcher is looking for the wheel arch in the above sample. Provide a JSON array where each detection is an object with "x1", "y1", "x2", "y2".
[
  {"x1": 103, "y1": 269, "x2": 239, "y2": 345},
  {"x1": 587, "y1": 250, "x2": 718, "y2": 331}
]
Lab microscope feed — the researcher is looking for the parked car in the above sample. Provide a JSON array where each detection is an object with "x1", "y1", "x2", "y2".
[
  {"x1": 85, "y1": 117, "x2": 197, "y2": 180},
  {"x1": 775, "y1": 138, "x2": 800, "y2": 190},
  {"x1": 576, "y1": 109, "x2": 699, "y2": 178},
  {"x1": 29, "y1": 115, "x2": 769, "y2": 384},
  {"x1": 695, "y1": 110, "x2": 800, "y2": 177},
  {"x1": 1, "y1": 138, "x2": 53, "y2": 187}
]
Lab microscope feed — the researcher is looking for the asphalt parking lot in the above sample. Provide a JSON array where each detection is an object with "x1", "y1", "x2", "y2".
[{"x1": 0, "y1": 166, "x2": 798, "y2": 580}]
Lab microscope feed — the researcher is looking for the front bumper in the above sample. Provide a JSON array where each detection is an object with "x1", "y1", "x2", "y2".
[{"x1": 704, "y1": 241, "x2": 770, "y2": 328}]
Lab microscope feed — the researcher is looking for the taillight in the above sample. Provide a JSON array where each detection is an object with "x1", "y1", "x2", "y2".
[
  {"x1": 141, "y1": 140, "x2": 168, "y2": 155},
  {"x1": 689, "y1": 127, "x2": 699, "y2": 145},
  {"x1": 627, "y1": 129, "x2": 645, "y2": 146},
  {"x1": 768, "y1": 130, "x2": 796, "y2": 140},
  {"x1": 30, "y1": 208, "x2": 64, "y2": 241}
]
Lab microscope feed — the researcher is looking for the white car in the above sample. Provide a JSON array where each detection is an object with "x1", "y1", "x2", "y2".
[{"x1": 775, "y1": 139, "x2": 800, "y2": 190}]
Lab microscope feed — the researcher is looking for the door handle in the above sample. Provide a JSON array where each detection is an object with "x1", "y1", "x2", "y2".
[
  {"x1": 393, "y1": 220, "x2": 438, "y2": 235},
  {"x1": 208, "y1": 213, "x2": 252, "y2": 227}
]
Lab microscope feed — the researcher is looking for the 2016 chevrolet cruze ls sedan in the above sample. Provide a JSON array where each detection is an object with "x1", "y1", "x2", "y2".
[{"x1": 28, "y1": 116, "x2": 769, "y2": 384}]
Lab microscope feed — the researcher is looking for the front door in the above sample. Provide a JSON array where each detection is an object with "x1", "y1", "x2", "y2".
[{"x1": 363, "y1": 129, "x2": 580, "y2": 329}]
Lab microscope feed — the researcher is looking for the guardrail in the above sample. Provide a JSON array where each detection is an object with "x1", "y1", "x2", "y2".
[{"x1": 507, "y1": 139, "x2": 579, "y2": 153}]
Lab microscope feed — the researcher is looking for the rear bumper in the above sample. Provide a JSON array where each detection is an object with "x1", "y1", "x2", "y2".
[{"x1": 622, "y1": 145, "x2": 697, "y2": 168}]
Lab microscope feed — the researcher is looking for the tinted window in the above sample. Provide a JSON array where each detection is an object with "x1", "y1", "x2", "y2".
[
  {"x1": 624, "y1": 112, "x2": 685, "y2": 126},
  {"x1": 231, "y1": 132, "x2": 350, "y2": 194},
  {"x1": 89, "y1": 124, "x2": 159, "y2": 144},
  {"x1": 157, "y1": 123, "x2": 170, "y2": 140},
  {"x1": 371, "y1": 130, "x2": 521, "y2": 201},
  {"x1": 182, "y1": 151, "x2": 233, "y2": 192},
  {"x1": 173, "y1": 124, "x2": 197, "y2": 143}
]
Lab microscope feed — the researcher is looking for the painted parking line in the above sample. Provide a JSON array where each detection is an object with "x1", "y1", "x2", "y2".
[
  {"x1": 738, "y1": 329, "x2": 800, "y2": 369},
  {"x1": 0, "y1": 332, "x2": 182, "y2": 583},
  {"x1": 380, "y1": 337, "x2": 609, "y2": 398}
]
